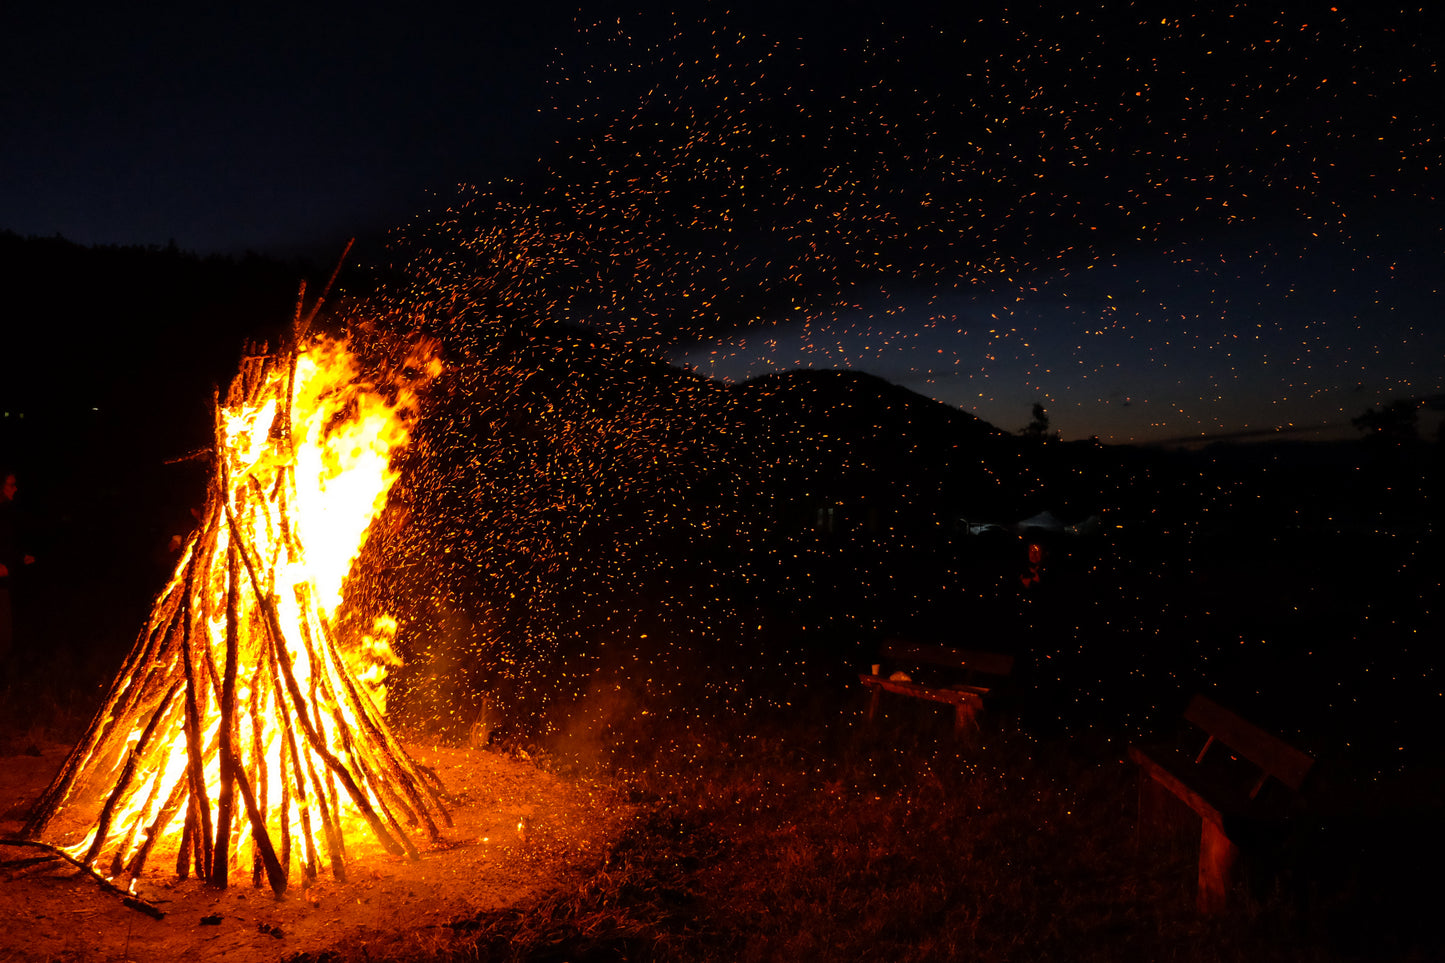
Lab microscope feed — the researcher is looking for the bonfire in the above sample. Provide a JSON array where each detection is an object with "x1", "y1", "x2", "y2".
[{"x1": 19, "y1": 324, "x2": 449, "y2": 908}]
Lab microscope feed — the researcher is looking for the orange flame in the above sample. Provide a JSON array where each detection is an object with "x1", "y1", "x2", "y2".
[{"x1": 26, "y1": 333, "x2": 449, "y2": 895}]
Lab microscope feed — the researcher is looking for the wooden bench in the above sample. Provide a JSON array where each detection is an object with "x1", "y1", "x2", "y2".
[
  {"x1": 1128, "y1": 694, "x2": 1314, "y2": 913},
  {"x1": 858, "y1": 642, "x2": 1014, "y2": 736}
]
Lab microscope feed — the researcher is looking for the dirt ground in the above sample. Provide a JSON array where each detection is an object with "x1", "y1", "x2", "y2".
[{"x1": 0, "y1": 738, "x2": 632, "y2": 963}]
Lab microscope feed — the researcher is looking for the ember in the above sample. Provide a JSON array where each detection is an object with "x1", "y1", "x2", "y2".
[{"x1": 22, "y1": 324, "x2": 448, "y2": 898}]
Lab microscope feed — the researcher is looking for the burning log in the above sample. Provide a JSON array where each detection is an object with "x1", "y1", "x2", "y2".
[{"x1": 23, "y1": 328, "x2": 449, "y2": 899}]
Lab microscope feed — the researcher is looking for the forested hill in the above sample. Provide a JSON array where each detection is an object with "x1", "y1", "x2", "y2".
[
  {"x1": 0, "y1": 232, "x2": 322, "y2": 441},
  {"x1": 2, "y1": 232, "x2": 1431, "y2": 539}
]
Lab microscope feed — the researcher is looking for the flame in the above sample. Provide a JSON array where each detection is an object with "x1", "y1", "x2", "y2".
[{"x1": 26, "y1": 333, "x2": 450, "y2": 894}]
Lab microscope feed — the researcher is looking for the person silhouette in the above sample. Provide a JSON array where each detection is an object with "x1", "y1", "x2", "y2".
[{"x1": 0, "y1": 469, "x2": 37, "y2": 671}]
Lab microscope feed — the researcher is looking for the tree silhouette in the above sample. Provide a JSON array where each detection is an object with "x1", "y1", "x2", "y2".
[
  {"x1": 1020, "y1": 403, "x2": 1057, "y2": 442},
  {"x1": 1352, "y1": 400, "x2": 1420, "y2": 448}
]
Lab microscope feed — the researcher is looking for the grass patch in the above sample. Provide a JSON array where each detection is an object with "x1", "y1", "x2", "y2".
[{"x1": 357, "y1": 701, "x2": 1394, "y2": 963}]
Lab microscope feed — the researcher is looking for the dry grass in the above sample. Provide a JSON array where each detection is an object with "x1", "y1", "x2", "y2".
[
  {"x1": 0, "y1": 676, "x2": 89, "y2": 754},
  {"x1": 0, "y1": 628, "x2": 122, "y2": 752},
  {"x1": 348, "y1": 701, "x2": 1387, "y2": 963}
]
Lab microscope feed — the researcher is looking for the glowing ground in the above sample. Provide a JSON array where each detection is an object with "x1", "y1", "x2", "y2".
[{"x1": 0, "y1": 740, "x2": 630, "y2": 962}]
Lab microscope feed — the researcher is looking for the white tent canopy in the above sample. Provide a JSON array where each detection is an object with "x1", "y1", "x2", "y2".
[{"x1": 1017, "y1": 511, "x2": 1065, "y2": 533}]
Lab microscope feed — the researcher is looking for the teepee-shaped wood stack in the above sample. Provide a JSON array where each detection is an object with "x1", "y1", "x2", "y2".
[{"x1": 23, "y1": 331, "x2": 449, "y2": 899}]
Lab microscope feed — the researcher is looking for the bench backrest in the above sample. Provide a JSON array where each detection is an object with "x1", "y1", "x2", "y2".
[
  {"x1": 881, "y1": 641, "x2": 1014, "y2": 679},
  {"x1": 1185, "y1": 695, "x2": 1314, "y2": 792}
]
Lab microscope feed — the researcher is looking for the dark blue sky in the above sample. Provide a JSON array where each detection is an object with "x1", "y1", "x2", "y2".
[
  {"x1": 4, "y1": 2, "x2": 1441, "y2": 444},
  {"x1": 669, "y1": 215, "x2": 1443, "y2": 443},
  {"x1": 2, "y1": 2, "x2": 570, "y2": 255}
]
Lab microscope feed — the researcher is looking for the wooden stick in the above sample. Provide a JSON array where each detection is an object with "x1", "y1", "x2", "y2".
[
  {"x1": 228, "y1": 746, "x2": 287, "y2": 897},
  {"x1": 211, "y1": 543, "x2": 241, "y2": 887},
  {"x1": 23, "y1": 583, "x2": 186, "y2": 839},
  {"x1": 193, "y1": 483, "x2": 226, "y2": 700},
  {"x1": 289, "y1": 735, "x2": 322, "y2": 883},
  {"x1": 281, "y1": 336, "x2": 300, "y2": 446},
  {"x1": 220, "y1": 493, "x2": 372, "y2": 877},
  {"x1": 226, "y1": 511, "x2": 407, "y2": 859},
  {"x1": 81, "y1": 678, "x2": 184, "y2": 868},
  {"x1": 318, "y1": 692, "x2": 418, "y2": 859},
  {"x1": 0, "y1": 840, "x2": 165, "y2": 920},
  {"x1": 292, "y1": 280, "x2": 307, "y2": 339},
  {"x1": 124, "y1": 767, "x2": 191, "y2": 881},
  {"x1": 176, "y1": 805, "x2": 194, "y2": 879},
  {"x1": 247, "y1": 656, "x2": 269, "y2": 890},
  {"x1": 269, "y1": 641, "x2": 318, "y2": 882},
  {"x1": 179, "y1": 562, "x2": 215, "y2": 880},
  {"x1": 304, "y1": 747, "x2": 346, "y2": 882},
  {"x1": 296, "y1": 605, "x2": 421, "y2": 857},
  {"x1": 278, "y1": 762, "x2": 292, "y2": 884},
  {"x1": 324, "y1": 767, "x2": 347, "y2": 866},
  {"x1": 363, "y1": 769, "x2": 420, "y2": 858},
  {"x1": 248, "y1": 659, "x2": 268, "y2": 809},
  {"x1": 109, "y1": 758, "x2": 167, "y2": 878},
  {"x1": 301, "y1": 238, "x2": 354, "y2": 333},
  {"x1": 313, "y1": 603, "x2": 450, "y2": 832}
]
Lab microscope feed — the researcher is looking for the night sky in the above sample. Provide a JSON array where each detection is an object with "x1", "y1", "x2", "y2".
[{"x1": 3, "y1": 2, "x2": 1440, "y2": 444}]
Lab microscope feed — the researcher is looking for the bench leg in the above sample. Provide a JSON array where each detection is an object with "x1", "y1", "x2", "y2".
[
  {"x1": 952, "y1": 701, "x2": 980, "y2": 738},
  {"x1": 1136, "y1": 772, "x2": 1158, "y2": 853},
  {"x1": 865, "y1": 687, "x2": 881, "y2": 724},
  {"x1": 1198, "y1": 819, "x2": 1238, "y2": 913}
]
